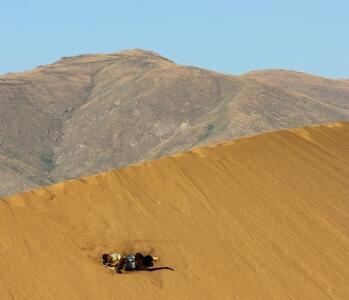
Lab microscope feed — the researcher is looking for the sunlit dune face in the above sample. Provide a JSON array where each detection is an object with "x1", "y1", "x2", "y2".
[{"x1": 0, "y1": 122, "x2": 349, "y2": 299}]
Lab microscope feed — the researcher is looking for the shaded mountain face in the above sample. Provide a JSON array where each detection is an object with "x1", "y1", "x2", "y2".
[
  {"x1": 1, "y1": 122, "x2": 348, "y2": 299},
  {"x1": 0, "y1": 49, "x2": 348, "y2": 196}
]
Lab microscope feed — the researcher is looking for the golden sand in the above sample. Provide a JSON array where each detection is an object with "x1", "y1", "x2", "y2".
[{"x1": 0, "y1": 122, "x2": 348, "y2": 299}]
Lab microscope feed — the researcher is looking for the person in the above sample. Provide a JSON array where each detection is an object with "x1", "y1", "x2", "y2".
[
  {"x1": 101, "y1": 252, "x2": 174, "y2": 273},
  {"x1": 102, "y1": 253, "x2": 122, "y2": 268}
]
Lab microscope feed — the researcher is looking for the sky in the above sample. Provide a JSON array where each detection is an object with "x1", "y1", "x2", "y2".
[{"x1": 1, "y1": 0, "x2": 348, "y2": 78}]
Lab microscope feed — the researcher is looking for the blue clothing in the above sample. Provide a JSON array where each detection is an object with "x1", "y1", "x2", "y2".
[{"x1": 124, "y1": 255, "x2": 136, "y2": 270}]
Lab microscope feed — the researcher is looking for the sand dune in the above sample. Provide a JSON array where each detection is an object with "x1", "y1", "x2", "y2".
[{"x1": 0, "y1": 122, "x2": 349, "y2": 299}]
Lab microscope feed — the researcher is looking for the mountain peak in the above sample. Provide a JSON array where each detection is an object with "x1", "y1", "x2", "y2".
[
  {"x1": 53, "y1": 49, "x2": 173, "y2": 66},
  {"x1": 118, "y1": 48, "x2": 173, "y2": 61},
  {"x1": 0, "y1": 50, "x2": 348, "y2": 196}
]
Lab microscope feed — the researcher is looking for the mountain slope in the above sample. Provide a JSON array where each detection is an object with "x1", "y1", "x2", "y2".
[
  {"x1": 1, "y1": 49, "x2": 348, "y2": 195},
  {"x1": 1, "y1": 122, "x2": 348, "y2": 299}
]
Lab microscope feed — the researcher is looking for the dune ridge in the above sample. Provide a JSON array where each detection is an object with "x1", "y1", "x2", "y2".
[{"x1": 0, "y1": 122, "x2": 349, "y2": 299}]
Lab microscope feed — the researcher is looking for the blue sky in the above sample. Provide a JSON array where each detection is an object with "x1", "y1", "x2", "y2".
[{"x1": 1, "y1": 0, "x2": 348, "y2": 78}]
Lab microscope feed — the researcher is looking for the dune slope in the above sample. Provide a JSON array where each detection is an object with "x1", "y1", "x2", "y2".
[{"x1": 0, "y1": 122, "x2": 349, "y2": 299}]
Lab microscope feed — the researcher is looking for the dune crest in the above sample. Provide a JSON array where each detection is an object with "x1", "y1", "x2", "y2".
[{"x1": 1, "y1": 122, "x2": 349, "y2": 299}]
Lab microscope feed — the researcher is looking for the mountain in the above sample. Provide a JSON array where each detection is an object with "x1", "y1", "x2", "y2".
[
  {"x1": 0, "y1": 49, "x2": 348, "y2": 196},
  {"x1": 1, "y1": 122, "x2": 348, "y2": 299}
]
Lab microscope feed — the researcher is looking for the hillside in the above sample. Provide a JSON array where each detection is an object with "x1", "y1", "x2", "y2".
[
  {"x1": 1, "y1": 49, "x2": 348, "y2": 195},
  {"x1": 0, "y1": 122, "x2": 348, "y2": 299}
]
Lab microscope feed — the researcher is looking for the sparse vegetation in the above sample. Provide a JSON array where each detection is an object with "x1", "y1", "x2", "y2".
[
  {"x1": 196, "y1": 124, "x2": 215, "y2": 144},
  {"x1": 40, "y1": 152, "x2": 55, "y2": 172}
]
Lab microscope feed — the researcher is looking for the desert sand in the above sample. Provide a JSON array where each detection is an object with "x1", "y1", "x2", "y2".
[{"x1": 0, "y1": 122, "x2": 348, "y2": 299}]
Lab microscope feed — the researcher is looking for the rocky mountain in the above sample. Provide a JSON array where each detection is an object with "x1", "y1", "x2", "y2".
[{"x1": 0, "y1": 49, "x2": 348, "y2": 195}]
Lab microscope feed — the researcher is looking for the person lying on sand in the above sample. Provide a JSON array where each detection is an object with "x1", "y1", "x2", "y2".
[{"x1": 102, "y1": 252, "x2": 174, "y2": 273}]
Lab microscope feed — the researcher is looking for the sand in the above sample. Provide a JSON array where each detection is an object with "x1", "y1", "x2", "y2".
[{"x1": 0, "y1": 122, "x2": 348, "y2": 299}]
